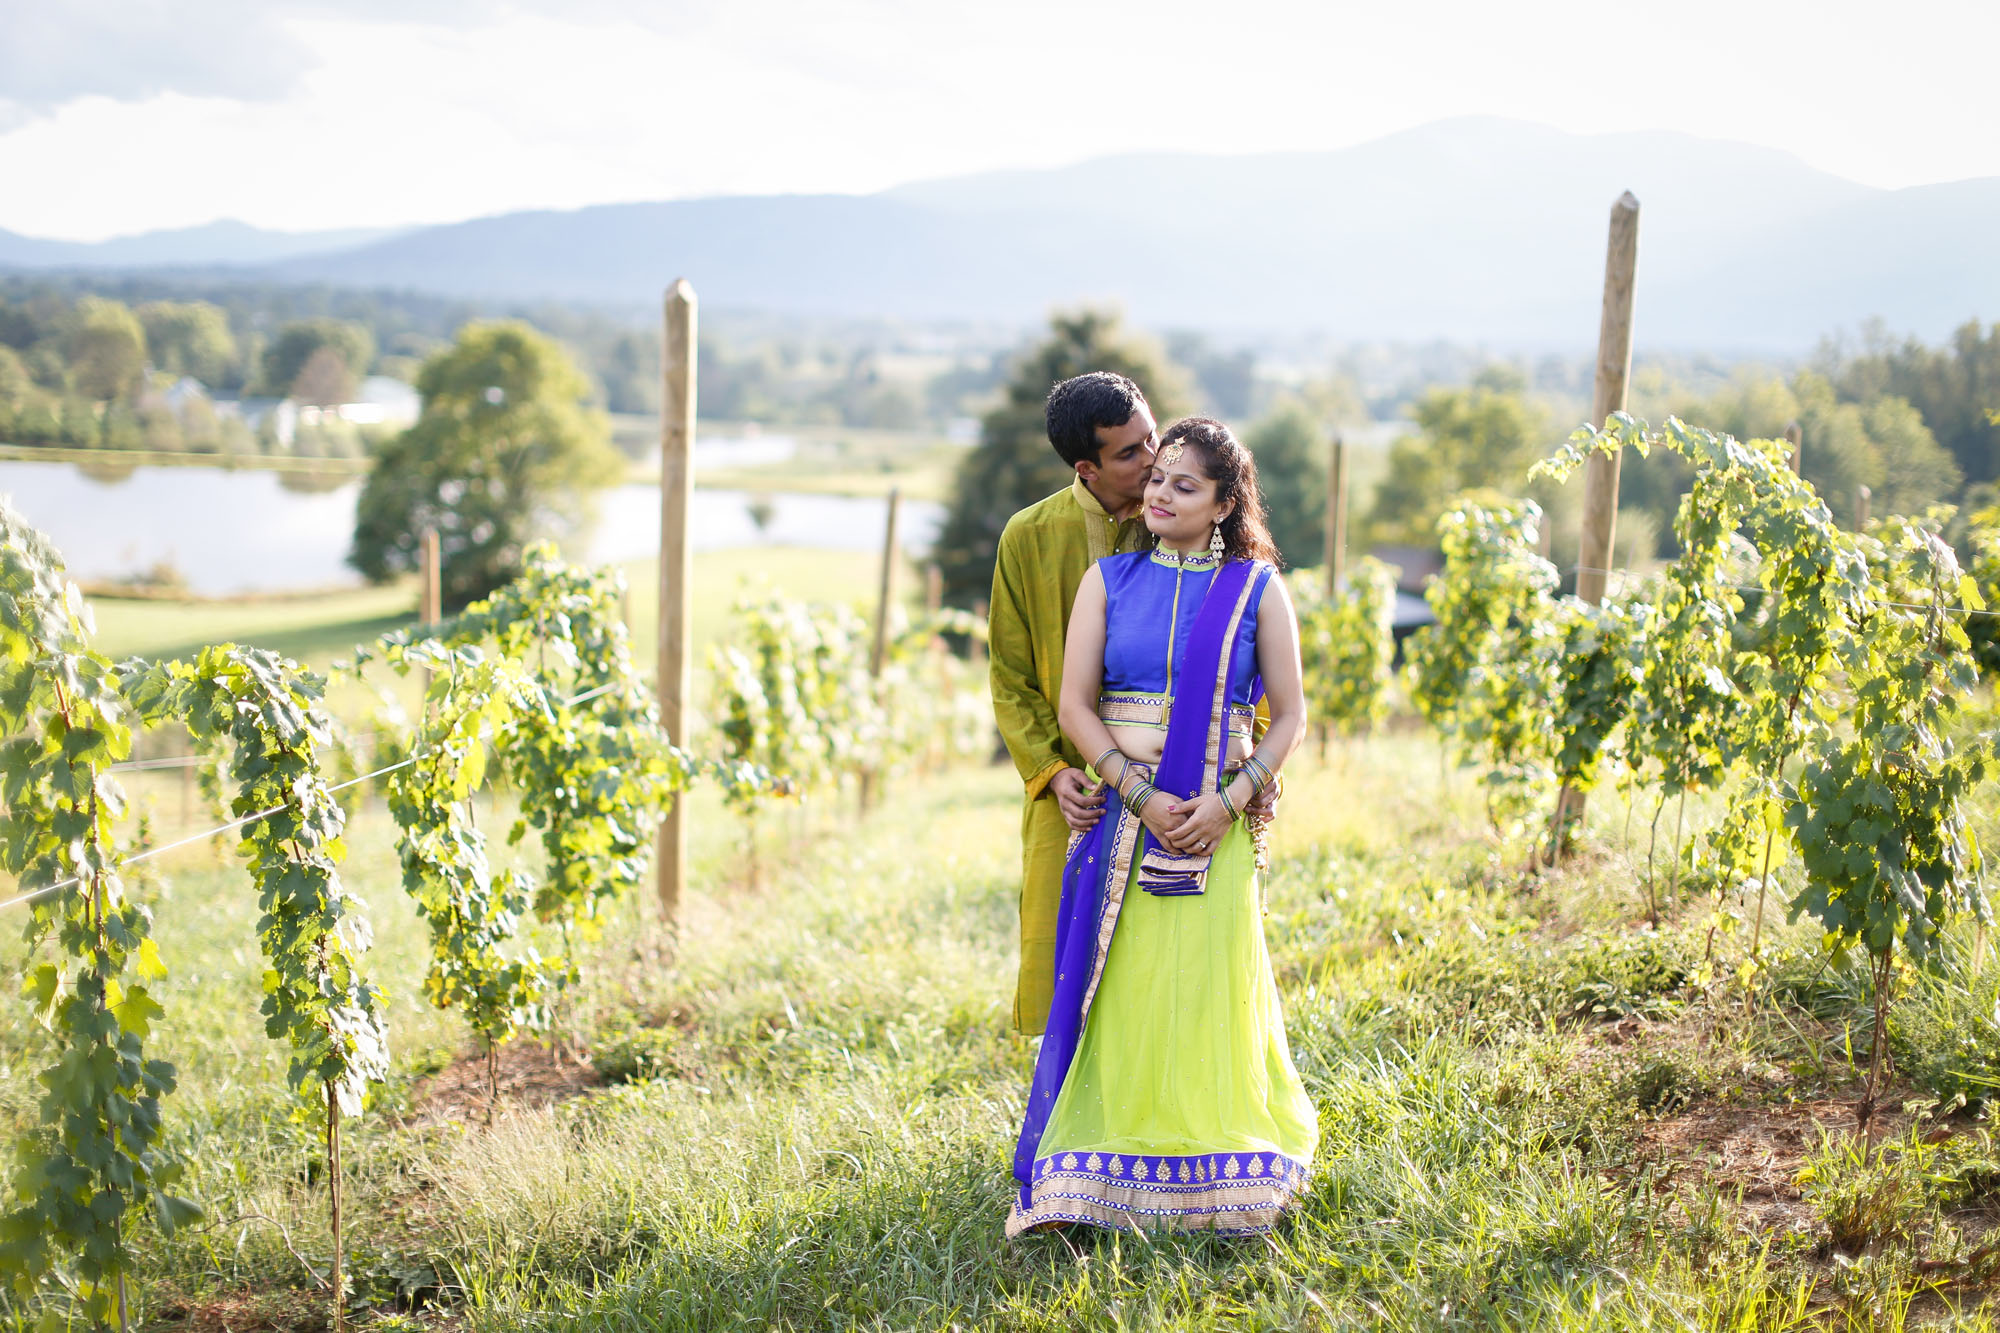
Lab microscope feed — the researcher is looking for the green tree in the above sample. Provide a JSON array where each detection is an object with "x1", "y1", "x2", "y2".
[
  {"x1": 349, "y1": 322, "x2": 622, "y2": 607},
  {"x1": 935, "y1": 310, "x2": 1190, "y2": 606},
  {"x1": 63, "y1": 296, "x2": 146, "y2": 403},
  {"x1": 1830, "y1": 319, "x2": 2000, "y2": 487},
  {"x1": 1679, "y1": 370, "x2": 1960, "y2": 530},
  {"x1": 137, "y1": 301, "x2": 236, "y2": 384},
  {"x1": 1367, "y1": 380, "x2": 1546, "y2": 546},
  {"x1": 1243, "y1": 400, "x2": 1326, "y2": 568},
  {"x1": 262, "y1": 318, "x2": 374, "y2": 399}
]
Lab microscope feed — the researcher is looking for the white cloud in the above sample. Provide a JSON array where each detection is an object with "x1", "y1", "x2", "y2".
[{"x1": 0, "y1": 0, "x2": 1995, "y2": 240}]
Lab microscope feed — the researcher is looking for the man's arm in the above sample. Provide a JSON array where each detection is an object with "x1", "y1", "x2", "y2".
[{"x1": 988, "y1": 524, "x2": 1068, "y2": 801}]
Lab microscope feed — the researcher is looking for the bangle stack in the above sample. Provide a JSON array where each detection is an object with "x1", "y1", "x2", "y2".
[
  {"x1": 1218, "y1": 785, "x2": 1240, "y2": 821},
  {"x1": 1122, "y1": 778, "x2": 1158, "y2": 817},
  {"x1": 1242, "y1": 755, "x2": 1276, "y2": 798}
]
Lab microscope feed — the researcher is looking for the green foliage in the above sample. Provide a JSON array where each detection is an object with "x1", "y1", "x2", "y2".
[
  {"x1": 120, "y1": 647, "x2": 388, "y2": 1118},
  {"x1": 435, "y1": 545, "x2": 696, "y2": 961},
  {"x1": 135, "y1": 301, "x2": 236, "y2": 385},
  {"x1": 1367, "y1": 382, "x2": 1548, "y2": 546},
  {"x1": 259, "y1": 318, "x2": 374, "y2": 399},
  {"x1": 349, "y1": 322, "x2": 624, "y2": 608},
  {"x1": 1682, "y1": 369, "x2": 1961, "y2": 530},
  {"x1": 1541, "y1": 595, "x2": 1645, "y2": 799},
  {"x1": 1829, "y1": 318, "x2": 2000, "y2": 490},
  {"x1": 1242, "y1": 400, "x2": 1327, "y2": 567},
  {"x1": 1960, "y1": 504, "x2": 2000, "y2": 675},
  {"x1": 0, "y1": 501, "x2": 194, "y2": 1327},
  {"x1": 708, "y1": 589, "x2": 991, "y2": 823},
  {"x1": 1404, "y1": 494, "x2": 1558, "y2": 822},
  {"x1": 381, "y1": 643, "x2": 554, "y2": 1051},
  {"x1": 1291, "y1": 557, "x2": 1396, "y2": 741},
  {"x1": 934, "y1": 310, "x2": 1190, "y2": 607},
  {"x1": 1789, "y1": 514, "x2": 1990, "y2": 962},
  {"x1": 64, "y1": 297, "x2": 147, "y2": 405}
]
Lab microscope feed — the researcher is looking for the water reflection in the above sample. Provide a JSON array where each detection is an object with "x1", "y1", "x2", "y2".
[{"x1": 0, "y1": 459, "x2": 941, "y2": 598}]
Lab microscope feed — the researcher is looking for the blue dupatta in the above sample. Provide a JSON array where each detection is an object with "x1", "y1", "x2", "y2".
[{"x1": 1011, "y1": 557, "x2": 1268, "y2": 1202}]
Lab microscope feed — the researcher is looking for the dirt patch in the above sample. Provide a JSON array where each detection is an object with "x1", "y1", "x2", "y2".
[
  {"x1": 1635, "y1": 1100, "x2": 1897, "y2": 1227},
  {"x1": 151, "y1": 1287, "x2": 466, "y2": 1333},
  {"x1": 149, "y1": 1287, "x2": 330, "y2": 1333},
  {"x1": 400, "y1": 1039, "x2": 601, "y2": 1128}
]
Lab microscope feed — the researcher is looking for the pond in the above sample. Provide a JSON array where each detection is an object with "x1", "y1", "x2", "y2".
[{"x1": 0, "y1": 458, "x2": 943, "y2": 598}]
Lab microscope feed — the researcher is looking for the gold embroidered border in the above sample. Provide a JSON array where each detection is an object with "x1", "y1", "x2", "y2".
[
  {"x1": 1098, "y1": 693, "x2": 1257, "y2": 730},
  {"x1": 1006, "y1": 1173, "x2": 1304, "y2": 1238}
]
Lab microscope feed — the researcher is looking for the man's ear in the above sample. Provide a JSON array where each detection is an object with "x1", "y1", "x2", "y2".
[{"x1": 1073, "y1": 458, "x2": 1099, "y2": 483}]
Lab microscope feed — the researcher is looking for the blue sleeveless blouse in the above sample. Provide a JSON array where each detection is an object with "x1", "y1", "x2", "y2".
[{"x1": 1100, "y1": 550, "x2": 1270, "y2": 705}]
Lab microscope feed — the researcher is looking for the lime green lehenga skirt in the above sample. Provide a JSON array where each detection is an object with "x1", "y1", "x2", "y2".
[{"x1": 1005, "y1": 820, "x2": 1318, "y2": 1236}]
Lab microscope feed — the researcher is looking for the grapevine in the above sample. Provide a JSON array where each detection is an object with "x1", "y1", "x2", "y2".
[
  {"x1": 1291, "y1": 557, "x2": 1398, "y2": 751},
  {"x1": 1787, "y1": 512, "x2": 1991, "y2": 1128},
  {"x1": 0, "y1": 502, "x2": 195, "y2": 1331},
  {"x1": 121, "y1": 646, "x2": 388, "y2": 1327}
]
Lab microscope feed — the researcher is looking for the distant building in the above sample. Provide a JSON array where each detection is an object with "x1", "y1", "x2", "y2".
[
  {"x1": 160, "y1": 377, "x2": 210, "y2": 414},
  {"x1": 337, "y1": 376, "x2": 420, "y2": 427}
]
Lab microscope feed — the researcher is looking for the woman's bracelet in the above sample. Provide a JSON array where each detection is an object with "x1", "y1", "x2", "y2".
[
  {"x1": 1092, "y1": 746, "x2": 1122, "y2": 784},
  {"x1": 1218, "y1": 785, "x2": 1241, "y2": 822},
  {"x1": 1243, "y1": 755, "x2": 1275, "y2": 796},
  {"x1": 1123, "y1": 780, "x2": 1157, "y2": 817}
]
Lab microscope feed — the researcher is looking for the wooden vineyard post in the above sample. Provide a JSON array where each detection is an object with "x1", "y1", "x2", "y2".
[
  {"x1": 1551, "y1": 191, "x2": 1640, "y2": 862},
  {"x1": 861, "y1": 488, "x2": 902, "y2": 812},
  {"x1": 656, "y1": 279, "x2": 696, "y2": 924},
  {"x1": 1785, "y1": 421, "x2": 1803, "y2": 474},
  {"x1": 419, "y1": 525, "x2": 441, "y2": 696},
  {"x1": 419, "y1": 526, "x2": 441, "y2": 625},
  {"x1": 1855, "y1": 484, "x2": 1872, "y2": 531},
  {"x1": 870, "y1": 487, "x2": 903, "y2": 676},
  {"x1": 1324, "y1": 431, "x2": 1348, "y2": 596}
]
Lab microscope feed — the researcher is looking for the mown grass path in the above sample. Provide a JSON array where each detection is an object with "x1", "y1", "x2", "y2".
[{"x1": 6, "y1": 740, "x2": 2000, "y2": 1331}]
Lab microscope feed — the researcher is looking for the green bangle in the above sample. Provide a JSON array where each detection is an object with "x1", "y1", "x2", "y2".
[
  {"x1": 1126, "y1": 780, "x2": 1157, "y2": 817},
  {"x1": 1092, "y1": 746, "x2": 1121, "y2": 779},
  {"x1": 1218, "y1": 785, "x2": 1240, "y2": 821}
]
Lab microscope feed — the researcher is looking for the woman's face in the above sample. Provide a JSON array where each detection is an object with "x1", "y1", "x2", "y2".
[{"x1": 1143, "y1": 443, "x2": 1233, "y2": 548}]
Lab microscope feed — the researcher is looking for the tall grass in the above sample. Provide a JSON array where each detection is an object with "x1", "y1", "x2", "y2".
[{"x1": 7, "y1": 738, "x2": 2000, "y2": 1329}]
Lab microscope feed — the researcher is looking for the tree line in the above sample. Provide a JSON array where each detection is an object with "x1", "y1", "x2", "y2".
[{"x1": 936, "y1": 309, "x2": 2000, "y2": 606}]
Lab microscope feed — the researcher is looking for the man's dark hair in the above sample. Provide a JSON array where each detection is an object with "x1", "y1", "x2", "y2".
[{"x1": 1045, "y1": 372, "x2": 1146, "y2": 468}]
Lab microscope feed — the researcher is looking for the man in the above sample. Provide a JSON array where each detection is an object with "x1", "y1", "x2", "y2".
[{"x1": 989, "y1": 371, "x2": 1159, "y2": 1035}]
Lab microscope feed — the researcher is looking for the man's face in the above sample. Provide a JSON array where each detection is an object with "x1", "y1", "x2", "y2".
[{"x1": 1075, "y1": 401, "x2": 1158, "y2": 510}]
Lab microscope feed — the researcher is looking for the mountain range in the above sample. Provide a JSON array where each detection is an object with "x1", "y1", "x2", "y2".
[
  {"x1": 4, "y1": 118, "x2": 1995, "y2": 351},
  {"x1": 0, "y1": 219, "x2": 404, "y2": 269}
]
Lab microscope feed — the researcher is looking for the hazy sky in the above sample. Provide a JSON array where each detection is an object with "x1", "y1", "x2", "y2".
[{"x1": 3, "y1": 0, "x2": 1994, "y2": 241}]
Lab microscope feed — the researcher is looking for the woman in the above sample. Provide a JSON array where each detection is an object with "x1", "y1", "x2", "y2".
[{"x1": 1006, "y1": 416, "x2": 1317, "y2": 1237}]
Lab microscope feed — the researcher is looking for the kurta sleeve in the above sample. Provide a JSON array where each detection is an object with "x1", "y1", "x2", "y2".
[{"x1": 989, "y1": 524, "x2": 1069, "y2": 800}]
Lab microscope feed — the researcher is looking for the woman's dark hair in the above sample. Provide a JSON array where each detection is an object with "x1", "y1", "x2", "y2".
[
  {"x1": 1158, "y1": 416, "x2": 1282, "y2": 567},
  {"x1": 1046, "y1": 372, "x2": 1146, "y2": 467}
]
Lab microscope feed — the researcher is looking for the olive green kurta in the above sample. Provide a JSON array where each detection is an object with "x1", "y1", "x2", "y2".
[{"x1": 990, "y1": 477, "x2": 1148, "y2": 1034}]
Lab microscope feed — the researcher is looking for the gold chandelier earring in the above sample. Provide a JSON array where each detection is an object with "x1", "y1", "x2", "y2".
[{"x1": 1209, "y1": 522, "x2": 1226, "y2": 560}]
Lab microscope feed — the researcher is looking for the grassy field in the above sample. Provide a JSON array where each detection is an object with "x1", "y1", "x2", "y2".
[
  {"x1": 86, "y1": 545, "x2": 921, "y2": 679},
  {"x1": 8, "y1": 698, "x2": 2000, "y2": 1330}
]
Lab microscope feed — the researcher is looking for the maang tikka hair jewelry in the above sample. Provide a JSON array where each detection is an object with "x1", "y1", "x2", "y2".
[{"x1": 1158, "y1": 439, "x2": 1185, "y2": 467}]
